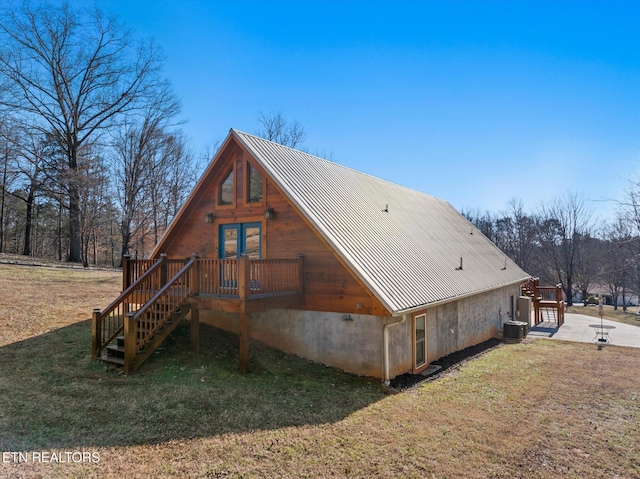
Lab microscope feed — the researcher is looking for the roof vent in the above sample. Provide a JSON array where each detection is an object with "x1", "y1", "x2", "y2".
[{"x1": 455, "y1": 257, "x2": 463, "y2": 270}]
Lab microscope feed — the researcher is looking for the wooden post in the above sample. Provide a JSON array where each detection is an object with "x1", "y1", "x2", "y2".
[
  {"x1": 297, "y1": 254, "x2": 305, "y2": 293},
  {"x1": 122, "y1": 254, "x2": 130, "y2": 291},
  {"x1": 262, "y1": 260, "x2": 270, "y2": 293},
  {"x1": 238, "y1": 255, "x2": 250, "y2": 300},
  {"x1": 91, "y1": 308, "x2": 101, "y2": 359},
  {"x1": 238, "y1": 254, "x2": 251, "y2": 373},
  {"x1": 190, "y1": 253, "x2": 200, "y2": 295},
  {"x1": 191, "y1": 307, "x2": 200, "y2": 355},
  {"x1": 160, "y1": 253, "x2": 168, "y2": 288},
  {"x1": 124, "y1": 312, "x2": 137, "y2": 376},
  {"x1": 239, "y1": 311, "x2": 249, "y2": 373}
]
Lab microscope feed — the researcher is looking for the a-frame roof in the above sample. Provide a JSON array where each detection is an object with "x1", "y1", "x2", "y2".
[{"x1": 156, "y1": 128, "x2": 531, "y2": 315}]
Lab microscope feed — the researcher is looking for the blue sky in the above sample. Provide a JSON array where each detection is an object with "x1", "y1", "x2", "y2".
[{"x1": 74, "y1": 0, "x2": 639, "y2": 220}]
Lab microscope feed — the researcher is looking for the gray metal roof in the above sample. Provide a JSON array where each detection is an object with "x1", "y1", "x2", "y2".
[{"x1": 232, "y1": 129, "x2": 530, "y2": 315}]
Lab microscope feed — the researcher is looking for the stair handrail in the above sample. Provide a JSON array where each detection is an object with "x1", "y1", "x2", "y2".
[
  {"x1": 124, "y1": 256, "x2": 197, "y2": 372},
  {"x1": 102, "y1": 258, "x2": 165, "y2": 318},
  {"x1": 92, "y1": 255, "x2": 167, "y2": 358}
]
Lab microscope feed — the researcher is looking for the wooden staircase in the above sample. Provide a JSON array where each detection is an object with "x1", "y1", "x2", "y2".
[
  {"x1": 101, "y1": 303, "x2": 191, "y2": 367},
  {"x1": 521, "y1": 278, "x2": 565, "y2": 326},
  {"x1": 93, "y1": 253, "x2": 305, "y2": 375},
  {"x1": 538, "y1": 306, "x2": 558, "y2": 323},
  {"x1": 92, "y1": 254, "x2": 198, "y2": 374}
]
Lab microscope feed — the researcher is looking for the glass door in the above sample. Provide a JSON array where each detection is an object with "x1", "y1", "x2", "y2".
[
  {"x1": 219, "y1": 223, "x2": 262, "y2": 293},
  {"x1": 219, "y1": 223, "x2": 262, "y2": 259}
]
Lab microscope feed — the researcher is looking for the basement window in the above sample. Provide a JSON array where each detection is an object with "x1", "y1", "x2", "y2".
[
  {"x1": 219, "y1": 169, "x2": 234, "y2": 205},
  {"x1": 247, "y1": 162, "x2": 263, "y2": 203},
  {"x1": 415, "y1": 314, "x2": 426, "y2": 369}
]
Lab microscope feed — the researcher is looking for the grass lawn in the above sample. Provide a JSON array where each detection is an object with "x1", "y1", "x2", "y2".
[{"x1": 1, "y1": 263, "x2": 639, "y2": 478}]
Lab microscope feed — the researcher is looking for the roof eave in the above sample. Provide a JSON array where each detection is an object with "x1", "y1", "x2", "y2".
[{"x1": 390, "y1": 276, "x2": 532, "y2": 317}]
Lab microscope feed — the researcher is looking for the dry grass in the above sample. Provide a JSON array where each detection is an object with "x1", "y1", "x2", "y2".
[
  {"x1": 1, "y1": 264, "x2": 639, "y2": 478},
  {"x1": 0, "y1": 263, "x2": 121, "y2": 346},
  {"x1": 567, "y1": 303, "x2": 640, "y2": 328}
]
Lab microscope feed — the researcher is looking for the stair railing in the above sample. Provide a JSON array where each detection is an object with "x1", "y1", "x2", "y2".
[
  {"x1": 123, "y1": 254, "x2": 198, "y2": 374},
  {"x1": 92, "y1": 254, "x2": 170, "y2": 358}
]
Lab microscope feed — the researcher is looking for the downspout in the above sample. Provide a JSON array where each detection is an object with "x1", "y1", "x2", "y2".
[{"x1": 383, "y1": 314, "x2": 408, "y2": 386}]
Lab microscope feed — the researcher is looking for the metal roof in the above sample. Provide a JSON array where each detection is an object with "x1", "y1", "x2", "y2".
[{"x1": 232, "y1": 129, "x2": 531, "y2": 315}]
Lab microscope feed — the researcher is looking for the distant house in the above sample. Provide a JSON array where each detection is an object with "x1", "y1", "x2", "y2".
[
  {"x1": 572, "y1": 286, "x2": 638, "y2": 308},
  {"x1": 93, "y1": 129, "x2": 531, "y2": 381}
]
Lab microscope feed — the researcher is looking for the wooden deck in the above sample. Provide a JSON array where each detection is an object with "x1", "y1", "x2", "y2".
[
  {"x1": 93, "y1": 254, "x2": 304, "y2": 374},
  {"x1": 521, "y1": 278, "x2": 565, "y2": 326}
]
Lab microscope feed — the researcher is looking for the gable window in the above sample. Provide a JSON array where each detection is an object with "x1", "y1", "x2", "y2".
[
  {"x1": 247, "y1": 162, "x2": 263, "y2": 203},
  {"x1": 219, "y1": 169, "x2": 234, "y2": 205},
  {"x1": 414, "y1": 314, "x2": 427, "y2": 370}
]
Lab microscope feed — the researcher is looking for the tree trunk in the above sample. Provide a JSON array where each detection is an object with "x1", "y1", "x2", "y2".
[
  {"x1": 68, "y1": 183, "x2": 82, "y2": 262},
  {"x1": 0, "y1": 148, "x2": 8, "y2": 253},
  {"x1": 120, "y1": 220, "x2": 131, "y2": 268},
  {"x1": 563, "y1": 279, "x2": 573, "y2": 307},
  {"x1": 67, "y1": 142, "x2": 82, "y2": 263},
  {"x1": 22, "y1": 187, "x2": 34, "y2": 256},
  {"x1": 57, "y1": 198, "x2": 63, "y2": 261}
]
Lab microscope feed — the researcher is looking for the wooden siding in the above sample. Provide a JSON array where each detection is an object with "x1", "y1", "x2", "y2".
[{"x1": 155, "y1": 138, "x2": 389, "y2": 316}]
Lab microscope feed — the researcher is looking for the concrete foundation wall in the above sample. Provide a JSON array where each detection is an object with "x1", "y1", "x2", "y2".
[
  {"x1": 426, "y1": 284, "x2": 521, "y2": 364},
  {"x1": 387, "y1": 283, "x2": 522, "y2": 375},
  {"x1": 199, "y1": 283, "x2": 522, "y2": 380},
  {"x1": 200, "y1": 309, "x2": 389, "y2": 378}
]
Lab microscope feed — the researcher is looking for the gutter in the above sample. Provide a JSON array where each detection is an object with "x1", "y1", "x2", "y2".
[{"x1": 383, "y1": 314, "x2": 408, "y2": 385}]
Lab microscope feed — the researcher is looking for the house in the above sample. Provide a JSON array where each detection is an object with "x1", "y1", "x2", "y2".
[{"x1": 93, "y1": 129, "x2": 531, "y2": 382}]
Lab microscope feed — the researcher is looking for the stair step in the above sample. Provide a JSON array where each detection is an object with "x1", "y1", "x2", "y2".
[
  {"x1": 100, "y1": 353, "x2": 125, "y2": 366},
  {"x1": 97, "y1": 303, "x2": 190, "y2": 372},
  {"x1": 106, "y1": 344, "x2": 125, "y2": 359}
]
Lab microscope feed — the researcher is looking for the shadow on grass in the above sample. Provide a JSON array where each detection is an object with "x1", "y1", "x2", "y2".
[{"x1": 0, "y1": 320, "x2": 389, "y2": 450}]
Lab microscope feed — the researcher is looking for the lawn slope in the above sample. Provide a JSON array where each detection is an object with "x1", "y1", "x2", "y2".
[{"x1": 0, "y1": 263, "x2": 638, "y2": 478}]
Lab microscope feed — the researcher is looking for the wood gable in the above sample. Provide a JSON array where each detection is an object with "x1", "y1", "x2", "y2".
[{"x1": 152, "y1": 135, "x2": 390, "y2": 316}]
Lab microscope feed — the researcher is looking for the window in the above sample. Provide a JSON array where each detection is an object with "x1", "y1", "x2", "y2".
[
  {"x1": 415, "y1": 314, "x2": 426, "y2": 369},
  {"x1": 219, "y1": 169, "x2": 234, "y2": 205},
  {"x1": 244, "y1": 225, "x2": 261, "y2": 258},
  {"x1": 247, "y1": 162, "x2": 264, "y2": 203}
]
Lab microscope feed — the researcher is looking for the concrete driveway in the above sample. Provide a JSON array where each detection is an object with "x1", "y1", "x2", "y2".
[{"x1": 528, "y1": 312, "x2": 640, "y2": 348}]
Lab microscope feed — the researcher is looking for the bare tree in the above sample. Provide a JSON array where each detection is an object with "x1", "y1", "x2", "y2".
[
  {"x1": 147, "y1": 132, "x2": 197, "y2": 244},
  {"x1": 615, "y1": 178, "x2": 640, "y2": 307},
  {"x1": 111, "y1": 88, "x2": 181, "y2": 263},
  {"x1": 257, "y1": 112, "x2": 306, "y2": 148},
  {"x1": 7, "y1": 128, "x2": 52, "y2": 256},
  {"x1": 538, "y1": 192, "x2": 595, "y2": 306},
  {"x1": 601, "y1": 217, "x2": 632, "y2": 310},
  {"x1": 0, "y1": 2, "x2": 168, "y2": 262},
  {"x1": 0, "y1": 119, "x2": 19, "y2": 253}
]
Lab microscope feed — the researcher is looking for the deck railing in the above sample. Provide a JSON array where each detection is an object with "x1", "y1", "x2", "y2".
[
  {"x1": 521, "y1": 277, "x2": 565, "y2": 326},
  {"x1": 93, "y1": 254, "x2": 168, "y2": 358},
  {"x1": 123, "y1": 256, "x2": 196, "y2": 374},
  {"x1": 123, "y1": 255, "x2": 304, "y2": 297},
  {"x1": 94, "y1": 254, "x2": 304, "y2": 372}
]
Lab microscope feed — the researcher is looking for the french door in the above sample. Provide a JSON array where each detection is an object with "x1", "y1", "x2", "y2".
[
  {"x1": 219, "y1": 223, "x2": 262, "y2": 259},
  {"x1": 219, "y1": 223, "x2": 262, "y2": 293}
]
